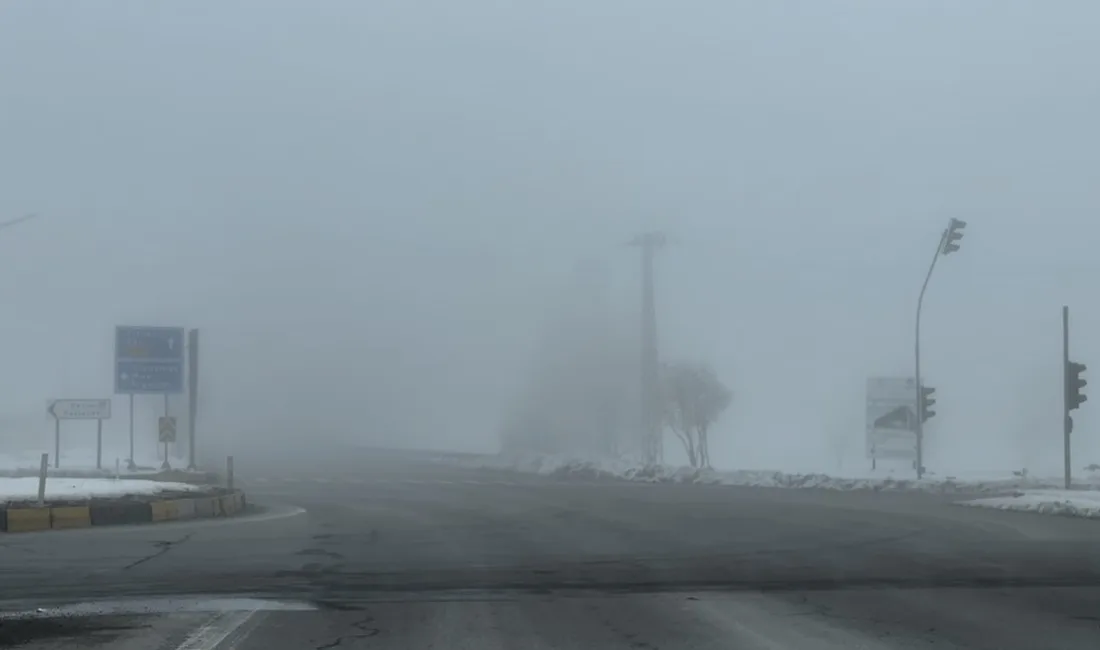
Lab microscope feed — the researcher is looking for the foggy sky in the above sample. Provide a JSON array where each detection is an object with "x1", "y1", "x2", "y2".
[{"x1": 2, "y1": 1, "x2": 1099, "y2": 475}]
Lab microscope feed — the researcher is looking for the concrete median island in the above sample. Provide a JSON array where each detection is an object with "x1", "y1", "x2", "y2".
[{"x1": 0, "y1": 481, "x2": 247, "y2": 533}]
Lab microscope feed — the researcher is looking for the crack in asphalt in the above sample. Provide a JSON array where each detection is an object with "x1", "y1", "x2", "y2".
[
  {"x1": 121, "y1": 534, "x2": 194, "y2": 571},
  {"x1": 295, "y1": 548, "x2": 345, "y2": 561},
  {"x1": 314, "y1": 614, "x2": 380, "y2": 649}
]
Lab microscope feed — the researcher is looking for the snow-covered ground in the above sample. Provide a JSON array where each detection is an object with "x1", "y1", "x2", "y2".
[
  {"x1": 961, "y1": 490, "x2": 1100, "y2": 519},
  {"x1": 474, "y1": 453, "x2": 1099, "y2": 494},
  {"x1": 0, "y1": 448, "x2": 166, "y2": 474},
  {"x1": 0, "y1": 476, "x2": 203, "y2": 503}
]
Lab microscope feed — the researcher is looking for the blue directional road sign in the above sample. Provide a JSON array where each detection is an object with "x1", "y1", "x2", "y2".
[{"x1": 115, "y1": 326, "x2": 185, "y2": 394}]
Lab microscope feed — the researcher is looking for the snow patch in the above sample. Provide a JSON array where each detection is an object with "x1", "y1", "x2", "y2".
[
  {"x1": 0, "y1": 477, "x2": 203, "y2": 503},
  {"x1": 960, "y1": 490, "x2": 1100, "y2": 519},
  {"x1": 0, "y1": 449, "x2": 165, "y2": 474},
  {"x1": 477, "y1": 453, "x2": 1076, "y2": 494}
]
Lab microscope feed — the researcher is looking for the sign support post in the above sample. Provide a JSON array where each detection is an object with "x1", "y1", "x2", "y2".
[
  {"x1": 162, "y1": 394, "x2": 170, "y2": 470},
  {"x1": 187, "y1": 328, "x2": 199, "y2": 471},
  {"x1": 96, "y1": 418, "x2": 103, "y2": 470},
  {"x1": 54, "y1": 417, "x2": 60, "y2": 468},
  {"x1": 128, "y1": 394, "x2": 135, "y2": 471},
  {"x1": 158, "y1": 416, "x2": 177, "y2": 470}
]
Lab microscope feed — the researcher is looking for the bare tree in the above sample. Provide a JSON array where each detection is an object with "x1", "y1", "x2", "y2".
[
  {"x1": 661, "y1": 363, "x2": 698, "y2": 466},
  {"x1": 661, "y1": 362, "x2": 732, "y2": 468}
]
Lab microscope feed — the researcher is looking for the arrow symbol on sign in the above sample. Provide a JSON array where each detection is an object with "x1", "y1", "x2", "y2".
[{"x1": 47, "y1": 402, "x2": 57, "y2": 418}]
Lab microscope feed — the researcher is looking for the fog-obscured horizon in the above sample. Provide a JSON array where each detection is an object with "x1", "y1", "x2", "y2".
[{"x1": 3, "y1": 2, "x2": 1099, "y2": 476}]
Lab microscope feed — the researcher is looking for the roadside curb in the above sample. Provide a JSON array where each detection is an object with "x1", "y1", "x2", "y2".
[{"x1": 0, "y1": 489, "x2": 247, "y2": 533}]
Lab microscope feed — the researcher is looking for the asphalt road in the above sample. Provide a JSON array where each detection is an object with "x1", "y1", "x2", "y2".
[{"x1": 3, "y1": 448, "x2": 1100, "y2": 648}]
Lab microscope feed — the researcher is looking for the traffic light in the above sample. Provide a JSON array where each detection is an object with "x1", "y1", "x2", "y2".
[
  {"x1": 1067, "y1": 361, "x2": 1087, "y2": 411},
  {"x1": 920, "y1": 385, "x2": 936, "y2": 423},
  {"x1": 942, "y1": 218, "x2": 967, "y2": 255}
]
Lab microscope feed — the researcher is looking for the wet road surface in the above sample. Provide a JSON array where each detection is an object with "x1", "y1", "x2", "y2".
[{"x1": 3, "y1": 447, "x2": 1100, "y2": 648}]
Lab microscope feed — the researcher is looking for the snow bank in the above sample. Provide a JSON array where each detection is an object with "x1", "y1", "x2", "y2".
[
  {"x1": 476, "y1": 453, "x2": 1074, "y2": 494},
  {"x1": 0, "y1": 477, "x2": 203, "y2": 503},
  {"x1": 960, "y1": 490, "x2": 1100, "y2": 519},
  {"x1": 0, "y1": 449, "x2": 164, "y2": 474}
]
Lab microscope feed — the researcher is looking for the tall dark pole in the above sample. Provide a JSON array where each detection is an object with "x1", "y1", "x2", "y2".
[
  {"x1": 631, "y1": 232, "x2": 665, "y2": 464},
  {"x1": 128, "y1": 393, "x2": 135, "y2": 470},
  {"x1": 914, "y1": 229, "x2": 947, "y2": 479},
  {"x1": 187, "y1": 328, "x2": 199, "y2": 470},
  {"x1": 1063, "y1": 305, "x2": 1071, "y2": 490},
  {"x1": 161, "y1": 393, "x2": 171, "y2": 470}
]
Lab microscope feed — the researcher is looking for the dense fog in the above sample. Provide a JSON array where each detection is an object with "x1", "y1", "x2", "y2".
[{"x1": 2, "y1": 2, "x2": 1100, "y2": 477}]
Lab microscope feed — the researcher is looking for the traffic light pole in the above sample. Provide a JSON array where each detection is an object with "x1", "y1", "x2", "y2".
[
  {"x1": 914, "y1": 228, "x2": 948, "y2": 480},
  {"x1": 1064, "y1": 305, "x2": 1071, "y2": 490}
]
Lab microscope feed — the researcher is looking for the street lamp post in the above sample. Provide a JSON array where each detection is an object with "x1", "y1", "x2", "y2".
[
  {"x1": 0, "y1": 213, "x2": 38, "y2": 232},
  {"x1": 914, "y1": 218, "x2": 966, "y2": 479}
]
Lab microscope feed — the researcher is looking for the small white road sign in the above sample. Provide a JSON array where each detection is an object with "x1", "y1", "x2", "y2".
[
  {"x1": 48, "y1": 399, "x2": 112, "y2": 420},
  {"x1": 159, "y1": 416, "x2": 177, "y2": 443},
  {"x1": 866, "y1": 377, "x2": 918, "y2": 461}
]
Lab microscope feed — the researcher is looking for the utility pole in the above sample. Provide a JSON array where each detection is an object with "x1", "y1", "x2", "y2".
[
  {"x1": 914, "y1": 218, "x2": 966, "y2": 479},
  {"x1": 630, "y1": 232, "x2": 666, "y2": 464}
]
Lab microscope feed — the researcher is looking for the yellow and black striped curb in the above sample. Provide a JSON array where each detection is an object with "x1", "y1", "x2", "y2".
[{"x1": 0, "y1": 490, "x2": 247, "y2": 533}]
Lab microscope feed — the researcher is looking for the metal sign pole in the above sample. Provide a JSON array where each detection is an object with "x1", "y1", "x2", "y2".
[
  {"x1": 164, "y1": 394, "x2": 170, "y2": 461},
  {"x1": 162, "y1": 393, "x2": 169, "y2": 463},
  {"x1": 188, "y1": 328, "x2": 199, "y2": 471},
  {"x1": 128, "y1": 393, "x2": 135, "y2": 470},
  {"x1": 159, "y1": 413, "x2": 174, "y2": 471},
  {"x1": 96, "y1": 418, "x2": 103, "y2": 470},
  {"x1": 54, "y1": 417, "x2": 60, "y2": 468}
]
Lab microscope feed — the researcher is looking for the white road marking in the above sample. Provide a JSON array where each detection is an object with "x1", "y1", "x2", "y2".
[{"x1": 175, "y1": 610, "x2": 257, "y2": 650}]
